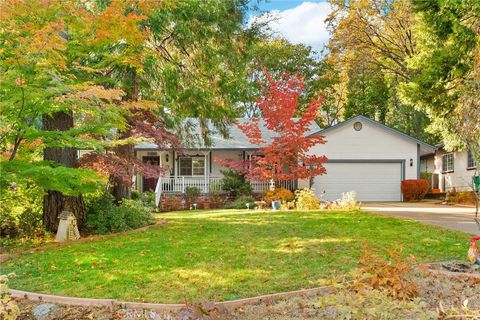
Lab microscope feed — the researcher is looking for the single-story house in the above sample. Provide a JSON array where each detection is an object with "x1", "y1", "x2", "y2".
[
  {"x1": 134, "y1": 115, "x2": 436, "y2": 204},
  {"x1": 135, "y1": 118, "x2": 320, "y2": 206},
  {"x1": 420, "y1": 146, "x2": 478, "y2": 192}
]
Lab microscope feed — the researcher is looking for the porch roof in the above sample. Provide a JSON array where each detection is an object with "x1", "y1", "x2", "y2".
[{"x1": 135, "y1": 118, "x2": 322, "y2": 151}]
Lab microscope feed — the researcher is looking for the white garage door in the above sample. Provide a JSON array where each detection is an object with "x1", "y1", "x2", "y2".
[{"x1": 313, "y1": 162, "x2": 402, "y2": 201}]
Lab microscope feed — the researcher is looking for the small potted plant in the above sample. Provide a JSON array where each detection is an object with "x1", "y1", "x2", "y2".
[{"x1": 272, "y1": 199, "x2": 281, "y2": 210}]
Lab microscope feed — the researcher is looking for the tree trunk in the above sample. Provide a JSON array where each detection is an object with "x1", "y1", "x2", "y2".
[
  {"x1": 43, "y1": 192, "x2": 85, "y2": 232},
  {"x1": 43, "y1": 111, "x2": 85, "y2": 232},
  {"x1": 110, "y1": 69, "x2": 139, "y2": 203},
  {"x1": 111, "y1": 143, "x2": 134, "y2": 203}
]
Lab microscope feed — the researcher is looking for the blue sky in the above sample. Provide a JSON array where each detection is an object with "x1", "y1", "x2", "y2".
[
  {"x1": 255, "y1": 0, "x2": 326, "y2": 12},
  {"x1": 248, "y1": 0, "x2": 332, "y2": 53}
]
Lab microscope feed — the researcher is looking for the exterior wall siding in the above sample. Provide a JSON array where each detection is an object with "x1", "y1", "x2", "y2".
[
  {"x1": 420, "y1": 155, "x2": 435, "y2": 174},
  {"x1": 210, "y1": 150, "x2": 244, "y2": 176},
  {"x1": 308, "y1": 119, "x2": 419, "y2": 180},
  {"x1": 430, "y1": 150, "x2": 476, "y2": 192}
]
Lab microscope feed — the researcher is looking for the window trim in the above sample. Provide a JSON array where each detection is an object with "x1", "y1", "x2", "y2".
[
  {"x1": 467, "y1": 149, "x2": 477, "y2": 170},
  {"x1": 178, "y1": 156, "x2": 206, "y2": 176},
  {"x1": 442, "y1": 153, "x2": 454, "y2": 173}
]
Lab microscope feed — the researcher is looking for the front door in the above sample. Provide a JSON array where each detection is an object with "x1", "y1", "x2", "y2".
[{"x1": 142, "y1": 156, "x2": 160, "y2": 192}]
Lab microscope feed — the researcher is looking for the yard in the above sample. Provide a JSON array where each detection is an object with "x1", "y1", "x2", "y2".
[{"x1": 2, "y1": 209, "x2": 470, "y2": 303}]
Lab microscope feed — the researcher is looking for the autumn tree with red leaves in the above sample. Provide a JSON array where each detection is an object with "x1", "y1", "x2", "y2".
[{"x1": 217, "y1": 71, "x2": 328, "y2": 185}]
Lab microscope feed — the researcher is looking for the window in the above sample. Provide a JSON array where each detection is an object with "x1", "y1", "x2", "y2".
[
  {"x1": 467, "y1": 149, "x2": 477, "y2": 169},
  {"x1": 442, "y1": 153, "x2": 454, "y2": 172},
  {"x1": 179, "y1": 157, "x2": 205, "y2": 176}
]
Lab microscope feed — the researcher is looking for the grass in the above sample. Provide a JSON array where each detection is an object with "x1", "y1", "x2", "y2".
[{"x1": 1, "y1": 209, "x2": 470, "y2": 303}]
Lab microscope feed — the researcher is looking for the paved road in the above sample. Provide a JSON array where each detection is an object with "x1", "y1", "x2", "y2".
[{"x1": 362, "y1": 201, "x2": 479, "y2": 235}]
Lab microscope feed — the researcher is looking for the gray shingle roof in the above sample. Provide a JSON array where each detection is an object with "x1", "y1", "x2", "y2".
[{"x1": 135, "y1": 118, "x2": 322, "y2": 150}]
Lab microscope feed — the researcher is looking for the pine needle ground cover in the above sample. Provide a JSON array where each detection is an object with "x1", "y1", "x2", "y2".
[{"x1": 2, "y1": 210, "x2": 470, "y2": 303}]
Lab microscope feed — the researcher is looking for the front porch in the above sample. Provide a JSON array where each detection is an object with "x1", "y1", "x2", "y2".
[
  {"x1": 154, "y1": 176, "x2": 298, "y2": 206},
  {"x1": 133, "y1": 149, "x2": 303, "y2": 206}
]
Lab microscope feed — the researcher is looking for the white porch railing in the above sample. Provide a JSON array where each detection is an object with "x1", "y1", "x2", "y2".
[
  {"x1": 158, "y1": 176, "x2": 224, "y2": 194},
  {"x1": 249, "y1": 179, "x2": 297, "y2": 193},
  {"x1": 155, "y1": 176, "x2": 297, "y2": 206}
]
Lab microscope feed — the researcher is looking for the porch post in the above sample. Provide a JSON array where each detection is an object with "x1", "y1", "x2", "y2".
[
  {"x1": 204, "y1": 151, "x2": 208, "y2": 193},
  {"x1": 157, "y1": 152, "x2": 163, "y2": 199},
  {"x1": 159, "y1": 151, "x2": 162, "y2": 178},
  {"x1": 246, "y1": 151, "x2": 253, "y2": 170},
  {"x1": 173, "y1": 150, "x2": 177, "y2": 178}
]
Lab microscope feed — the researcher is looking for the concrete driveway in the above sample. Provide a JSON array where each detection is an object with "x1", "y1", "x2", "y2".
[{"x1": 362, "y1": 201, "x2": 479, "y2": 235}]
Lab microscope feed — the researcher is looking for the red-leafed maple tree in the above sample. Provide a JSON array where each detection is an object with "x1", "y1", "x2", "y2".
[{"x1": 217, "y1": 70, "x2": 328, "y2": 185}]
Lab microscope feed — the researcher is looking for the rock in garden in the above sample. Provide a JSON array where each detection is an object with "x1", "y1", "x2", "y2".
[{"x1": 32, "y1": 303, "x2": 58, "y2": 320}]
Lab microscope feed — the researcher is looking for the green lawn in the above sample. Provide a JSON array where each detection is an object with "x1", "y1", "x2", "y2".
[{"x1": 2, "y1": 209, "x2": 470, "y2": 303}]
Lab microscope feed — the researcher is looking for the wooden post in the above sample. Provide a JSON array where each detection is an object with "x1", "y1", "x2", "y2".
[
  {"x1": 204, "y1": 152, "x2": 208, "y2": 193},
  {"x1": 173, "y1": 150, "x2": 177, "y2": 178}
]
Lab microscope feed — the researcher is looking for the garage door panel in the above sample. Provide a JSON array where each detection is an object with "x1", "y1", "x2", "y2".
[{"x1": 313, "y1": 162, "x2": 401, "y2": 201}]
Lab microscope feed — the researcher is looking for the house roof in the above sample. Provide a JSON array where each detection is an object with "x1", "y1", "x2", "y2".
[
  {"x1": 135, "y1": 118, "x2": 322, "y2": 151},
  {"x1": 316, "y1": 115, "x2": 437, "y2": 156}
]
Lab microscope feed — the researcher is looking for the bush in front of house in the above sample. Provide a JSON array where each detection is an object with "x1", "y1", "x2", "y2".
[
  {"x1": 86, "y1": 193, "x2": 154, "y2": 234},
  {"x1": 0, "y1": 183, "x2": 43, "y2": 239},
  {"x1": 221, "y1": 170, "x2": 252, "y2": 197},
  {"x1": 420, "y1": 172, "x2": 432, "y2": 191},
  {"x1": 401, "y1": 179, "x2": 429, "y2": 201},
  {"x1": 331, "y1": 191, "x2": 361, "y2": 210},
  {"x1": 263, "y1": 188, "x2": 294, "y2": 204},
  {"x1": 132, "y1": 190, "x2": 157, "y2": 209},
  {"x1": 185, "y1": 186, "x2": 201, "y2": 203},
  {"x1": 225, "y1": 195, "x2": 256, "y2": 209},
  {"x1": 447, "y1": 190, "x2": 475, "y2": 205},
  {"x1": 295, "y1": 188, "x2": 321, "y2": 210}
]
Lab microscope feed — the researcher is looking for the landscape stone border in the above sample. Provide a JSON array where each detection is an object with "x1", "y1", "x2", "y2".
[
  {"x1": 9, "y1": 264, "x2": 479, "y2": 313},
  {"x1": 10, "y1": 285, "x2": 335, "y2": 313},
  {"x1": 0, "y1": 220, "x2": 167, "y2": 264}
]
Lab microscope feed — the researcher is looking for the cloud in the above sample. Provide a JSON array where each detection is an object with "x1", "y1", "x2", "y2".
[{"x1": 250, "y1": 2, "x2": 332, "y2": 53}]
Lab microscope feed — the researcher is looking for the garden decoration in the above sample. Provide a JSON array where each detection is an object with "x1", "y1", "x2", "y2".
[
  {"x1": 467, "y1": 236, "x2": 480, "y2": 265},
  {"x1": 55, "y1": 211, "x2": 80, "y2": 242},
  {"x1": 474, "y1": 175, "x2": 480, "y2": 192},
  {"x1": 272, "y1": 200, "x2": 281, "y2": 210}
]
